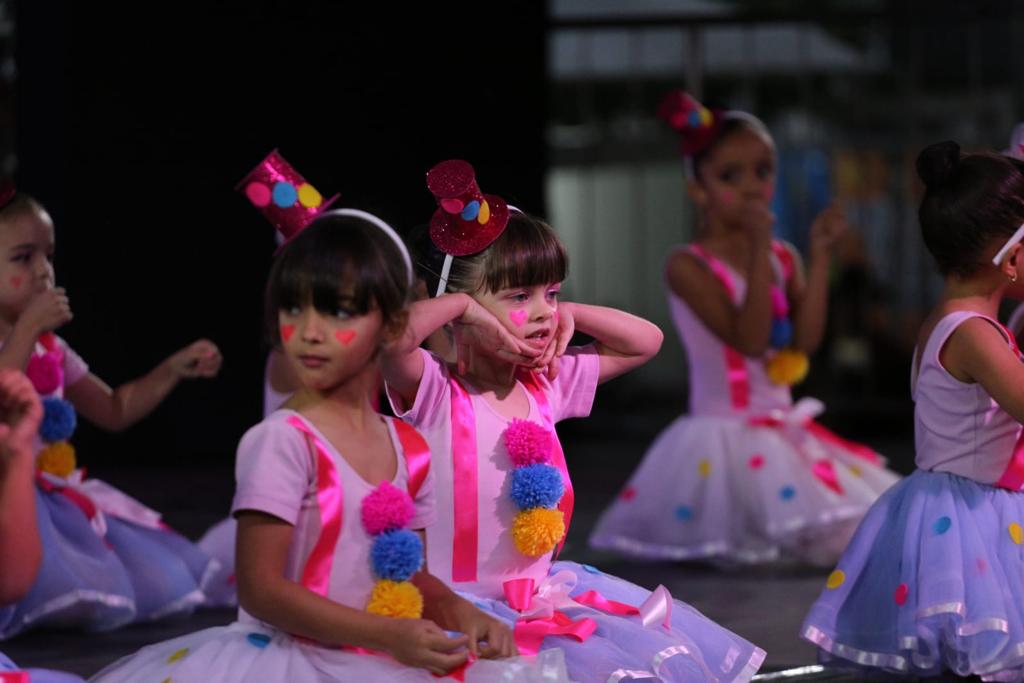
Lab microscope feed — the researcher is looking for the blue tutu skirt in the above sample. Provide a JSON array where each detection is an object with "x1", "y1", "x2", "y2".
[
  {"x1": 0, "y1": 482, "x2": 216, "y2": 638},
  {"x1": 801, "y1": 469, "x2": 1024, "y2": 681},
  {"x1": 463, "y1": 561, "x2": 764, "y2": 683}
]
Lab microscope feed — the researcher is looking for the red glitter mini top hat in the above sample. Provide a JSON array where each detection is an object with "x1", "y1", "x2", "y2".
[
  {"x1": 426, "y1": 159, "x2": 510, "y2": 258},
  {"x1": 237, "y1": 149, "x2": 339, "y2": 241},
  {"x1": 657, "y1": 90, "x2": 724, "y2": 158}
]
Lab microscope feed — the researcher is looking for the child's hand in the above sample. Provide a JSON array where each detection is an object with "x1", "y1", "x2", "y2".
[
  {"x1": 445, "y1": 599, "x2": 518, "y2": 659},
  {"x1": 534, "y1": 303, "x2": 575, "y2": 381},
  {"x1": 21, "y1": 287, "x2": 72, "y2": 335},
  {"x1": 809, "y1": 203, "x2": 848, "y2": 255},
  {"x1": 385, "y1": 618, "x2": 470, "y2": 675},
  {"x1": 740, "y1": 200, "x2": 775, "y2": 246},
  {"x1": 0, "y1": 369, "x2": 42, "y2": 465},
  {"x1": 453, "y1": 300, "x2": 540, "y2": 375},
  {"x1": 168, "y1": 339, "x2": 222, "y2": 379}
]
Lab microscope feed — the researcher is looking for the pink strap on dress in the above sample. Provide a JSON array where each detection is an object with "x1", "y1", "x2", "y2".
[
  {"x1": 687, "y1": 244, "x2": 751, "y2": 411},
  {"x1": 448, "y1": 378, "x2": 480, "y2": 582},
  {"x1": 286, "y1": 415, "x2": 343, "y2": 597}
]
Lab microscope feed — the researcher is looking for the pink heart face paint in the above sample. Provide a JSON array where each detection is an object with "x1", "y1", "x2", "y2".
[
  {"x1": 280, "y1": 324, "x2": 295, "y2": 343},
  {"x1": 9, "y1": 276, "x2": 21, "y2": 289},
  {"x1": 509, "y1": 310, "x2": 528, "y2": 327},
  {"x1": 719, "y1": 190, "x2": 735, "y2": 205},
  {"x1": 335, "y1": 330, "x2": 356, "y2": 345}
]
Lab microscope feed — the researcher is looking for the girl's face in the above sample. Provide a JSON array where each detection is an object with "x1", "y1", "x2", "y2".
[
  {"x1": 0, "y1": 207, "x2": 55, "y2": 318},
  {"x1": 691, "y1": 128, "x2": 776, "y2": 227},
  {"x1": 474, "y1": 281, "x2": 561, "y2": 357},
  {"x1": 278, "y1": 298, "x2": 386, "y2": 393}
]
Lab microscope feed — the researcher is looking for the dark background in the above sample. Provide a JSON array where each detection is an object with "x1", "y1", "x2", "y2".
[{"x1": 15, "y1": 0, "x2": 547, "y2": 470}]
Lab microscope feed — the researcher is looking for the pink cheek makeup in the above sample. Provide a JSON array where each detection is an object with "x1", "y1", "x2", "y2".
[
  {"x1": 334, "y1": 330, "x2": 357, "y2": 345},
  {"x1": 9, "y1": 276, "x2": 21, "y2": 289},
  {"x1": 719, "y1": 189, "x2": 735, "y2": 205},
  {"x1": 509, "y1": 310, "x2": 528, "y2": 327},
  {"x1": 280, "y1": 324, "x2": 295, "y2": 343}
]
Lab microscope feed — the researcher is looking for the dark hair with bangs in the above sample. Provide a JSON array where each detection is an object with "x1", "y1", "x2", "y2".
[
  {"x1": 265, "y1": 213, "x2": 410, "y2": 346},
  {"x1": 442, "y1": 212, "x2": 567, "y2": 295}
]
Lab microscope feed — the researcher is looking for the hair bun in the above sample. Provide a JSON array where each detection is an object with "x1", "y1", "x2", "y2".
[{"x1": 917, "y1": 140, "x2": 961, "y2": 188}]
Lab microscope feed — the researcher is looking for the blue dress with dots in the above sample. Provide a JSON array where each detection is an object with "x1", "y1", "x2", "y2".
[{"x1": 802, "y1": 312, "x2": 1024, "y2": 680}]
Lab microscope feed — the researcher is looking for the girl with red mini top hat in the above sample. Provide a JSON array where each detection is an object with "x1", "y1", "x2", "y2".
[
  {"x1": 0, "y1": 184, "x2": 223, "y2": 639},
  {"x1": 588, "y1": 91, "x2": 900, "y2": 568},
  {"x1": 91, "y1": 159, "x2": 548, "y2": 683},
  {"x1": 381, "y1": 159, "x2": 766, "y2": 683}
]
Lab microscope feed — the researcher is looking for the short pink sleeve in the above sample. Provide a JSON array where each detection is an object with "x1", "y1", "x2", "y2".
[
  {"x1": 56, "y1": 336, "x2": 90, "y2": 387},
  {"x1": 386, "y1": 349, "x2": 452, "y2": 431},
  {"x1": 546, "y1": 344, "x2": 600, "y2": 423},
  {"x1": 231, "y1": 416, "x2": 314, "y2": 525}
]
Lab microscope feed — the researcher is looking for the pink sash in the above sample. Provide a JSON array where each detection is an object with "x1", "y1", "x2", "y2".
[{"x1": 448, "y1": 372, "x2": 574, "y2": 582}]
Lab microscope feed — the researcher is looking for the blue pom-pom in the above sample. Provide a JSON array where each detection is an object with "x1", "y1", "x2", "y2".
[
  {"x1": 770, "y1": 318, "x2": 792, "y2": 348},
  {"x1": 40, "y1": 397, "x2": 77, "y2": 442},
  {"x1": 510, "y1": 464, "x2": 564, "y2": 510},
  {"x1": 371, "y1": 529, "x2": 424, "y2": 582}
]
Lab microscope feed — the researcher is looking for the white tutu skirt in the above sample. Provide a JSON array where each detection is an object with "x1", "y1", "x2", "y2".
[
  {"x1": 590, "y1": 407, "x2": 900, "y2": 566},
  {"x1": 88, "y1": 621, "x2": 574, "y2": 683}
]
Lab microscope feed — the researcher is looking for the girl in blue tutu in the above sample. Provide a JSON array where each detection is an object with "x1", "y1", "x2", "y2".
[
  {"x1": 0, "y1": 368, "x2": 83, "y2": 681},
  {"x1": 0, "y1": 188, "x2": 223, "y2": 638},
  {"x1": 801, "y1": 141, "x2": 1024, "y2": 681}
]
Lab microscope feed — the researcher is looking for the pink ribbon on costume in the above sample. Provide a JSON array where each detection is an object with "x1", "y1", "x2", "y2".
[
  {"x1": 391, "y1": 418, "x2": 431, "y2": 499},
  {"x1": 997, "y1": 434, "x2": 1024, "y2": 491},
  {"x1": 514, "y1": 610, "x2": 597, "y2": 657},
  {"x1": 688, "y1": 244, "x2": 750, "y2": 411},
  {"x1": 448, "y1": 378, "x2": 479, "y2": 583},
  {"x1": 36, "y1": 472, "x2": 102, "y2": 533},
  {"x1": 748, "y1": 397, "x2": 881, "y2": 470},
  {"x1": 287, "y1": 415, "x2": 343, "y2": 598},
  {"x1": 0, "y1": 671, "x2": 30, "y2": 683},
  {"x1": 518, "y1": 371, "x2": 574, "y2": 558}
]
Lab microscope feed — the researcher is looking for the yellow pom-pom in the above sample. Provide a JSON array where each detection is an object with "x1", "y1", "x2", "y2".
[
  {"x1": 37, "y1": 441, "x2": 76, "y2": 478},
  {"x1": 366, "y1": 580, "x2": 423, "y2": 619},
  {"x1": 511, "y1": 507, "x2": 565, "y2": 557},
  {"x1": 766, "y1": 349, "x2": 809, "y2": 386}
]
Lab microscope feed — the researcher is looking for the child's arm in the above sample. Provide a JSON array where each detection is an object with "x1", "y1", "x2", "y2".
[
  {"x1": 0, "y1": 370, "x2": 43, "y2": 604},
  {"x1": 790, "y1": 204, "x2": 846, "y2": 354},
  {"x1": 666, "y1": 202, "x2": 776, "y2": 356},
  {"x1": 236, "y1": 512, "x2": 470, "y2": 675},
  {"x1": 0, "y1": 288, "x2": 72, "y2": 372},
  {"x1": 551, "y1": 303, "x2": 663, "y2": 384},
  {"x1": 64, "y1": 339, "x2": 221, "y2": 432},
  {"x1": 943, "y1": 318, "x2": 1024, "y2": 423},
  {"x1": 381, "y1": 294, "x2": 539, "y2": 408}
]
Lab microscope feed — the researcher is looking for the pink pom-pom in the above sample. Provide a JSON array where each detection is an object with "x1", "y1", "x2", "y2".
[
  {"x1": 26, "y1": 351, "x2": 63, "y2": 395},
  {"x1": 504, "y1": 419, "x2": 552, "y2": 467},
  {"x1": 361, "y1": 481, "x2": 415, "y2": 536}
]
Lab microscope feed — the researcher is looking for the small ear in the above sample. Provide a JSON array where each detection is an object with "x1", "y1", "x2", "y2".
[
  {"x1": 686, "y1": 179, "x2": 707, "y2": 207},
  {"x1": 1005, "y1": 243, "x2": 1023, "y2": 278}
]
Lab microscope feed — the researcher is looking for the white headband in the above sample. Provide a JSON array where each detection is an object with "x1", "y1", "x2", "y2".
[
  {"x1": 992, "y1": 222, "x2": 1024, "y2": 266},
  {"x1": 433, "y1": 205, "x2": 524, "y2": 297},
  {"x1": 317, "y1": 208, "x2": 414, "y2": 286}
]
